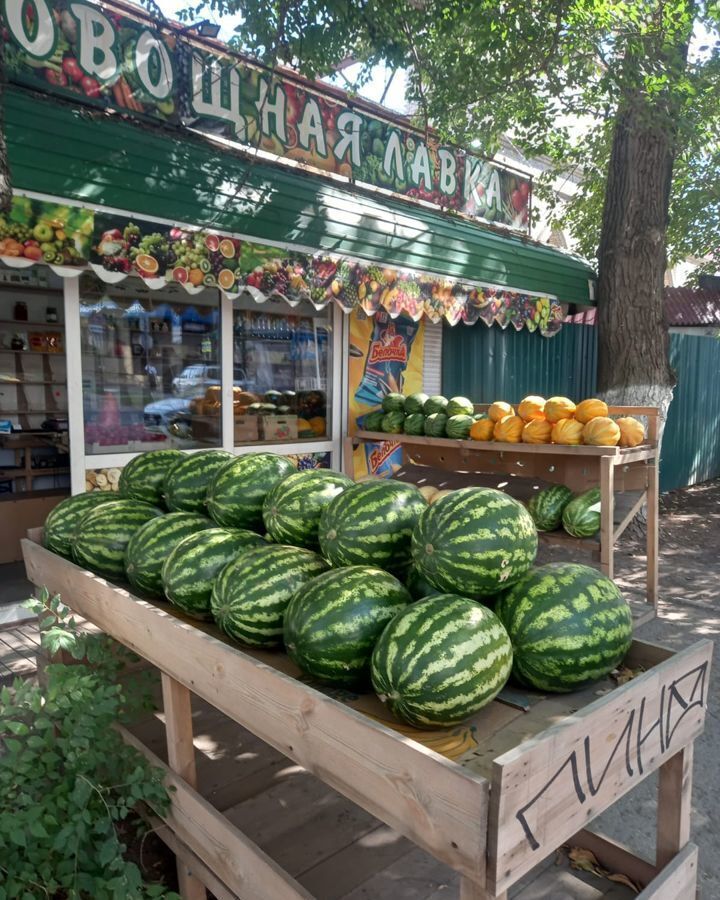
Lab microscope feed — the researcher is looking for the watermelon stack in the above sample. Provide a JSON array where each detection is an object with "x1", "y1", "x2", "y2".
[
  {"x1": 118, "y1": 449, "x2": 184, "y2": 507},
  {"x1": 263, "y1": 469, "x2": 352, "y2": 550},
  {"x1": 207, "y1": 452, "x2": 295, "y2": 530},
  {"x1": 43, "y1": 492, "x2": 118, "y2": 559},
  {"x1": 72, "y1": 499, "x2": 163, "y2": 579},
  {"x1": 164, "y1": 449, "x2": 234, "y2": 513}
]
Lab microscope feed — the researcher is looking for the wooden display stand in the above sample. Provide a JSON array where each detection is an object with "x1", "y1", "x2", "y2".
[
  {"x1": 347, "y1": 406, "x2": 660, "y2": 625},
  {"x1": 22, "y1": 531, "x2": 709, "y2": 900}
]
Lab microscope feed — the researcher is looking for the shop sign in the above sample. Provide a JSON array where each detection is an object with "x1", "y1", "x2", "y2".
[{"x1": 2, "y1": 0, "x2": 531, "y2": 231}]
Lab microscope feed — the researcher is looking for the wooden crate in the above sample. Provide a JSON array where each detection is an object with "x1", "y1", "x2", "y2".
[{"x1": 22, "y1": 531, "x2": 709, "y2": 899}]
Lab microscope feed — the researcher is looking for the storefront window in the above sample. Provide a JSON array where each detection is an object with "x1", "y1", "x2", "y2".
[
  {"x1": 80, "y1": 276, "x2": 221, "y2": 453},
  {"x1": 232, "y1": 298, "x2": 331, "y2": 445}
]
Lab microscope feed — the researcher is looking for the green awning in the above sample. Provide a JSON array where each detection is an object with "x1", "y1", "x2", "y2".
[{"x1": 5, "y1": 87, "x2": 595, "y2": 304}]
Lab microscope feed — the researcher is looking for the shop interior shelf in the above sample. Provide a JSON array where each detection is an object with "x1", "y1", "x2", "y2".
[
  {"x1": 0, "y1": 488, "x2": 68, "y2": 502},
  {"x1": 0, "y1": 349, "x2": 65, "y2": 356},
  {"x1": 0, "y1": 468, "x2": 70, "y2": 479},
  {"x1": 0, "y1": 380, "x2": 67, "y2": 386},
  {"x1": 0, "y1": 320, "x2": 65, "y2": 327},
  {"x1": 0, "y1": 409, "x2": 67, "y2": 415}
]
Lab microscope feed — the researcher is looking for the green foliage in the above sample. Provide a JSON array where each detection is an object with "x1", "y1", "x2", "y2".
[{"x1": 0, "y1": 589, "x2": 179, "y2": 900}]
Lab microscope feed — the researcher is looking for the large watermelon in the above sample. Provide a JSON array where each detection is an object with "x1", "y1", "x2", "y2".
[
  {"x1": 207, "y1": 452, "x2": 295, "y2": 530},
  {"x1": 411, "y1": 487, "x2": 537, "y2": 597},
  {"x1": 164, "y1": 449, "x2": 234, "y2": 513},
  {"x1": 262, "y1": 469, "x2": 353, "y2": 550},
  {"x1": 125, "y1": 512, "x2": 215, "y2": 598},
  {"x1": 382, "y1": 393, "x2": 406, "y2": 413},
  {"x1": 424, "y1": 413, "x2": 448, "y2": 437},
  {"x1": 72, "y1": 500, "x2": 163, "y2": 580},
  {"x1": 118, "y1": 449, "x2": 184, "y2": 507},
  {"x1": 403, "y1": 412, "x2": 425, "y2": 435},
  {"x1": 318, "y1": 480, "x2": 427, "y2": 575},
  {"x1": 211, "y1": 544, "x2": 328, "y2": 647},
  {"x1": 381, "y1": 411, "x2": 405, "y2": 434},
  {"x1": 405, "y1": 392, "x2": 429, "y2": 415},
  {"x1": 362, "y1": 410, "x2": 385, "y2": 432},
  {"x1": 44, "y1": 492, "x2": 118, "y2": 559},
  {"x1": 527, "y1": 485, "x2": 574, "y2": 532},
  {"x1": 162, "y1": 527, "x2": 265, "y2": 619},
  {"x1": 371, "y1": 595, "x2": 513, "y2": 727},
  {"x1": 494, "y1": 563, "x2": 633, "y2": 692},
  {"x1": 405, "y1": 564, "x2": 443, "y2": 600},
  {"x1": 445, "y1": 414, "x2": 473, "y2": 439},
  {"x1": 562, "y1": 488, "x2": 601, "y2": 538},
  {"x1": 446, "y1": 397, "x2": 474, "y2": 417},
  {"x1": 284, "y1": 566, "x2": 411, "y2": 687},
  {"x1": 423, "y1": 395, "x2": 448, "y2": 415}
]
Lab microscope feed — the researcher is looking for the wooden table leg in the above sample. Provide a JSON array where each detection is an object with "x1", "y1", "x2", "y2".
[
  {"x1": 656, "y1": 745, "x2": 693, "y2": 869},
  {"x1": 600, "y1": 456, "x2": 615, "y2": 580},
  {"x1": 161, "y1": 672, "x2": 206, "y2": 900},
  {"x1": 459, "y1": 876, "x2": 505, "y2": 899},
  {"x1": 647, "y1": 459, "x2": 659, "y2": 613}
]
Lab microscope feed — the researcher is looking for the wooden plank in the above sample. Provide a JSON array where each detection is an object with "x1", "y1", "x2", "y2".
[
  {"x1": 486, "y1": 640, "x2": 712, "y2": 895},
  {"x1": 459, "y1": 876, "x2": 501, "y2": 899},
  {"x1": 22, "y1": 539, "x2": 490, "y2": 883},
  {"x1": 599, "y1": 456, "x2": 614, "y2": 580},
  {"x1": 656, "y1": 746, "x2": 693, "y2": 869},
  {"x1": 637, "y1": 843, "x2": 698, "y2": 899},
  {"x1": 612, "y1": 492, "x2": 646, "y2": 543},
  {"x1": 119, "y1": 725, "x2": 314, "y2": 900},
  {"x1": 646, "y1": 460, "x2": 659, "y2": 612},
  {"x1": 571, "y1": 830, "x2": 657, "y2": 888}
]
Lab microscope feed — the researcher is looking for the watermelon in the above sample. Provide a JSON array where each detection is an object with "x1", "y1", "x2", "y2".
[
  {"x1": 494, "y1": 563, "x2": 633, "y2": 692},
  {"x1": 406, "y1": 564, "x2": 442, "y2": 600},
  {"x1": 381, "y1": 411, "x2": 405, "y2": 434},
  {"x1": 362, "y1": 410, "x2": 385, "y2": 432},
  {"x1": 207, "y1": 452, "x2": 295, "y2": 530},
  {"x1": 164, "y1": 449, "x2": 234, "y2": 513},
  {"x1": 424, "y1": 413, "x2": 448, "y2": 437},
  {"x1": 284, "y1": 566, "x2": 411, "y2": 687},
  {"x1": 403, "y1": 412, "x2": 425, "y2": 435},
  {"x1": 446, "y1": 396, "x2": 474, "y2": 417},
  {"x1": 528, "y1": 485, "x2": 574, "y2": 532},
  {"x1": 125, "y1": 512, "x2": 215, "y2": 597},
  {"x1": 319, "y1": 480, "x2": 427, "y2": 575},
  {"x1": 72, "y1": 500, "x2": 163, "y2": 580},
  {"x1": 162, "y1": 527, "x2": 265, "y2": 619},
  {"x1": 446, "y1": 414, "x2": 473, "y2": 439},
  {"x1": 44, "y1": 492, "x2": 118, "y2": 559},
  {"x1": 382, "y1": 392, "x2": 406, "y2": 413},
  {"x1": 262, "y1": 469, "x2": 353, "y2": 550},
  {"x1": 118, "y1": 449, "x2": 184, "y2": 507},
  {"x1": 405, "y1": 392, "x2": 429, "y2": 415},
  {"x1": 423, "y1": 395, "x2": 448, "y2": 415},
  {"x1": 411, "y1": 487, "x2": 537, "y2": 598},
  {"x1": 211, "y1": 544, "x2": 328, "y2": 647},
  {"x1": 562, "y1": 488, "x2": 601, "y2": 538},
  {"x1": 472, "y1": 412, "x2": 487, "y2": 421},
  {"x1": 371, "y1": 595, "x2": 513, "y2": 727}
]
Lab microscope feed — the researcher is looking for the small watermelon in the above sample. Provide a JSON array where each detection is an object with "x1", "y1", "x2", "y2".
[
  {"x1": 118, "y1": 449, "x2": 184, "y2": 507},
  {"x1": 162, "y1": 527, "x2": 265, "y2": 619},
  {"x1": 405, "y1": 392, "x2": 429, "y2": 415},
  {"x1": 362, "y1": 410, "x2": 385, "y2": 432},
  {"x1": 446, "y1": 396, "x2": 474, "y2": 417},
  {"x1": 284, "y1": 566, "x2": 411, "y2": 687},
  {"x1": 411, "y1": 487, "x2": 537, "y2": 597},
  {"x1": 211, "y1": 544, "x2": 328, "y2": 647},
  {"x1": 562, "y1": 488, "x2": 601, "y2": 538},
  {"x1": 423, "y1": 395, "x2": 448, "y2": 415},
  {"x1": 44, "y1": 492, "x2": 118, "y2": 559},
  {"x1": 262, "y1": 469, "x2": 353, "y2": 550},
  {"x1": 406, "y1": 564, "x2": 442, "y2": 600},
  {"x1": 72, "y1": 500, "x2": 163, "y2": 580},
  {"x1": 403, "y1": 412, "x2": 425, "y2": 435},
  {"x1": 125, "y1": 512, "x2": 215, "y2": 598},
  {"x1": 207, "y1": 452, "x2": 295, "y2": 530},
  {"x1": 381, "y1": 411, "x2": 405, "y2": 434},
  {"x1": 424, "y1": 413, "x2": 448, "y2": 437},
  {"x1": 319, "y1": 480, "x2": 427, "y2": 575},
  {"x1": 164, "y1": 449, "x2": 234, "y2": 513},
  {"x1": 445, "y1": 414, "x2": 474, "y2": 439},
  {"x1": 371, "y1": 595, "x2": 513, "y2": 727},
  {"x1": 495, "y1": 563, "x2": 633, "y2": 692},
  {"x1": 382, "y1": 393, "x2": 406, "y2": 413},
  {"x1": 527, "y1": 485, "x2": 575, "y2": 532}
]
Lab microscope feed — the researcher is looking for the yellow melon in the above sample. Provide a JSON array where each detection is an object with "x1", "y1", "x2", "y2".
[
  {"x1": 517, "y1": 395, "x2": 546, "y2": 422},
  {"x1": 488, "y1": 401, "x2": 515, "y2": 423},
  {"x1": 544, "y1": 396, "x2": 576, "y2": 423},
  {"x1": 469, "y1": 416, "x2": 495, "y2": 441},
  {"x1": 493, "y1": 414, "x2": 524, "y2": 443},
  {"x1": 551, "y1": 418, "x2": 584, "y2": 445},
  {"x1": 522, "y1": 419, "x2": 553, "y2": 444},
  {"x1": 616, "y1": 417, "x2": 646, "y2": 447},
  {"x1": 583, "y1": 416, "x2": 621, "y2": 446},
  {"x1": 575, "y1": 398, "x2": 609, "y2": 424}
]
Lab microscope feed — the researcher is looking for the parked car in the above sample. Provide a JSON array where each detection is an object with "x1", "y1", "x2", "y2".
[
  {"x1": 172, "y1": 364, "x2": 248, "y2": 397},
  {"x1": 143, "y1": 397, "x2": 193, "y2": 436}
]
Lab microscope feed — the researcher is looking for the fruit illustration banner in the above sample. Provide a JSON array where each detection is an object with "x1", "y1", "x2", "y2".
[{"x1": 2, "y1": 0, "x2": 531, "y2": 230}]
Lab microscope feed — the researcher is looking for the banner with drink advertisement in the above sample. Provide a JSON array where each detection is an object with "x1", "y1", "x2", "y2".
[{"x1": 348, "y1": 309, "x2": 425, "y2": 479}]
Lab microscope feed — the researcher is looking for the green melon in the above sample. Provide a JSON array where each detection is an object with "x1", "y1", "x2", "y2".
[
  {"x1": 494, "y1": 562, "x2": 633, "y2": 692},
  {"x1": 284, "y1": 566, "x2": 411, "y2": 687},
  {"x1": 382, "y1": 393, "x2": 406, "y2": 413},
  {"x1": 405, "y1": 392, "x2": 429, "y2": 415},
  {"x1": 562, "y1": 488, "x2": 601, "y2": 538},
  {"x1": 527, "y1": 485, "x2": 575, "y2": 532},
  {"x1": 207, "y1": 452, "x2": 295, "y2": 531},
  {"x1": 118, "y1": 449, "x2": 184, "y2": 507},
  {"x1": 371, "y1": 595, "x2": 513, "y2": 727},
  {"x1": 411, "y1": 487, "x2": 538, "y2": 598},
  {"x1": 164, "y1": 449, "x2": 234, "y2": 513},
  {"x1": 445, "y1": 414, "x2": 474, "y2": 439},
  {"x1": 423, "y1": 395, "x2": 448, "y2": 415},
  {"x1": 423, "y1": 413, "x2": 448, "y2": 437},
  {"x1": 381, "y1": 411, "x2": 405, "y2": 434},
  {"x1": 71, "y1": 500, "x2": 163, "y2": 580},
  {"x1": 43, "y1": 492, "x2": 118, "y2": 559},
  {"x1": 161, "y1": 527, "x2": 265, "y2": 619},
  {"x1": 262, "y1": 469, "x2": 353, "y2": 550},
  {"x1": 211, "y1": 544, "x2": 328, "y2": 647},
  {"x1": 446, "y1": 396, "x2": 474, "y2": 417},
  {"x1": 125, "y1": 512, "x2": 215, "y2": 598},
  {"x1": 403, "y1": 412, "x2": 425, "y2": 435},
  {"x1": 362, "y1": 410, "x2": 385, "y2": 432},
  {"x1": 319, "y1": 480, "x2": 427, "y2": 575}
]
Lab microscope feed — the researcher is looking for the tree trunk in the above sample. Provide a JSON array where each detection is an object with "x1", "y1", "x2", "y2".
[{"x1": 0, "y1": 36, "x2": 12, "y2": 214}]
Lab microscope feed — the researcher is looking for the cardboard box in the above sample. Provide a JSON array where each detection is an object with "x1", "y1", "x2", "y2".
[
  {"x1": 261, "y1": 415, "x2": 298, "y2": 441},
  {"x1": 234, "y1": 415, "x2": 260, "y2": 442}
]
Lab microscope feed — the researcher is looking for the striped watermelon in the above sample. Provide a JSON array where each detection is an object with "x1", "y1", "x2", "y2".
[
  {"x1": 125, "y1": 512, "x2": 215, "y2": 598},
  {"x1": 446, "y1": 397, "x2": 474, "y2": 417},
  {"x1": 118, "y1": 449, "x2": 184, "y2": 507},
  {"x1": 423, "y1": 395, "x2": 448, "y2": 415},
  {"x1": 528, "y1": 485, "x2": 574, "y2": 532},
  {"x1": 164, "y1": 449, "x2": 234, "y2": 513},
  {"x1": 262, "y1": 469, "x2": 353, "y2": 550},
  {"x1": 424, "y1": 413, "x2": 447, "y2": 436},
  {"x1": 371, "y1": 595, "x2": 513, "y2": 727},
  {"x1": 284, "y1": 566, "x2": 411, "y2": 687},
  {"x1": 207, "y1": 452, "x2": 295, "y2": 531},
  {"x1": 211, "y1": 544, "x2": 328, "y2": 647},
  {"x1": 405, "y1": 392, "x2": 429, "y2": 415},
  {"x1": 162, "y1": 527, "x2": 265, "y2": 619},
  {"x1": 562, "y1": 488, "x2": 601, "y2": 538},
  {"x1": 44, "y1": 492, "x2": 118, "y2": 559},
  {"x1": 362, "y1": 410, "x2": 385, "y2": 432},
  {"x1": 318, "y1": 480, "x2": 427, "y2": 575},
  {"x1": 403, "y1": 412, "x2": 425, "y2": 435},
  {"x1": 494, "y1": 563, "x2": 633, "y2": 692},
  {"x1": 446, "y1": 414, "x2": 473, "y2": 439},
  {"x1": 382, "y1": 393, "x2": 406, "y2": 413},
  {"x1": 381, "y1": 411, "x2": 405, "y2": 433},
  {"x1": 406, "y1": 564, "x2": 442, "y2": 600},
  {"x1": 411, "y1": 488, "x2": 537, "y2": 598},
  {"x1": 72, "y1": 500, "x2": 163, "y2": 580}
]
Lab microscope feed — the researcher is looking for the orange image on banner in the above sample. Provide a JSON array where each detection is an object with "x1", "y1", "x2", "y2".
[{"x1": 348, "y1": 309, "x2": 425, "y2": 479}]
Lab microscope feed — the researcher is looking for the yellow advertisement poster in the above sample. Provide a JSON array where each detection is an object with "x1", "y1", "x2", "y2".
[{"x1": 348, "y1": 310, "x2": 426, "y2": 478}]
